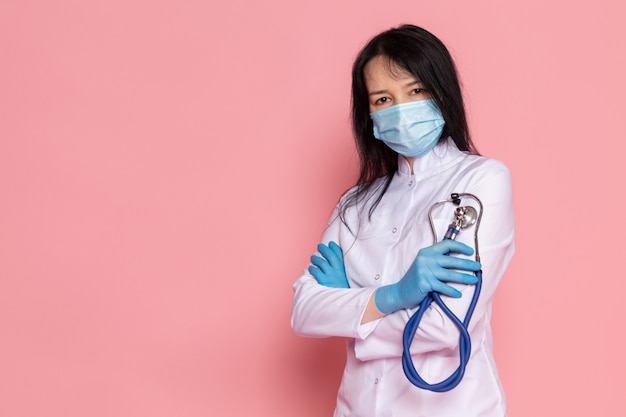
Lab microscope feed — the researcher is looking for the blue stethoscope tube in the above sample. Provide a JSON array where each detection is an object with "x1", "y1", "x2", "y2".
[{"x1": 401, "y1": 193, "x2": 483, "y2": 392}]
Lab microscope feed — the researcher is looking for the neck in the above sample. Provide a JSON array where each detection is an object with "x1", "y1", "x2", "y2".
[{"x1": 403, "y1": 156, "x2": 415, "y2": 175}]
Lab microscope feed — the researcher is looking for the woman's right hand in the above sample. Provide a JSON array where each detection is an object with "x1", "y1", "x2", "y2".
[
  {"x1": 374, "y1": 240, "x2": 481, "y2": 314},
  {"x1": 308, "y1": 241, "x2": 350, "y2": 289}
]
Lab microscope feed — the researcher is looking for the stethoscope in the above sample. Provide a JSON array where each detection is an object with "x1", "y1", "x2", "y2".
[{"x1": 402, "y1": 192, "x2": 483, "y2": 392}]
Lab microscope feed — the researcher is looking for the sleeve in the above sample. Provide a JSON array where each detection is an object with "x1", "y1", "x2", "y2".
[
  {"x1": 290, "y1": 206, "x2": 380, "y2": 340},
  {"x1": 353, "y1": 161, "x2": 516, "y2": 360}
]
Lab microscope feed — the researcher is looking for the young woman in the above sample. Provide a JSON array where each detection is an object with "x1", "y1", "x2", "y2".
[{"x1": 291, "y1": 24, "x2": 515, "y2": 417}]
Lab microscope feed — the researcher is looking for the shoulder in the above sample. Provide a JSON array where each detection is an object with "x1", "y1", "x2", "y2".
[
  {"x1": 447, "y1": 153, "x2": 514, "y2": 203},
  {"x1": 334, "y1": 176, "x2": 390, "y2": 229},
  {"x1": 456, "y1": 153, "x2": 512, "y2": 187},
  {"x1": 438, "y1": 139, "x2": 511, "y2": 180},
  {"x1": 337, "y1": 175, "x2": 389, "y2": 207},
  {"x1": 462, "y1": 153, "x2": 511, "y2": 175}
]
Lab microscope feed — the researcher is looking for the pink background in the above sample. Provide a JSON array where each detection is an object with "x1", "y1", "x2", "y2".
[{"x1": 1, "y1": 0, "x2": 624, "y2": 415}]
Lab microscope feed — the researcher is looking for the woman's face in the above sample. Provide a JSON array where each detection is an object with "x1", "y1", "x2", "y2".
[{"x1": 364, "y1": 55, "x2": 431, "y2": 113}]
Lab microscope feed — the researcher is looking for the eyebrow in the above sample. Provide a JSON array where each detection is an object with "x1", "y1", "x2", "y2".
[{"x1": 368, "y1": 80, "x2": 423, "y2": 96}]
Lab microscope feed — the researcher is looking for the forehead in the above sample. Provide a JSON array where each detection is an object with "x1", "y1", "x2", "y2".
[{"x1": 364, "y1": 55, "x2": 415, "y2": 86}]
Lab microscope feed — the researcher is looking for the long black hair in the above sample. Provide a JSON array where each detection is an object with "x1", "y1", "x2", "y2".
[{"x1": 339, "y1": 24, "x2": 478, "y2": 225}]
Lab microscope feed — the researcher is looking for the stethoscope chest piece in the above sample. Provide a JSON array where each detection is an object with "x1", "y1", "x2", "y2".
[{"x1": 454, "y1": 206, "x2": 477, "y2": 230}]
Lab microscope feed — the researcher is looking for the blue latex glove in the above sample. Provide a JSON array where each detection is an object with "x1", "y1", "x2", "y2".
[
  {"x1": 308, "y1": 241, "x2": 350, "y2": 288},
  {"x1": 375, "y1": 240, "x2": 481, "y2": 314}
]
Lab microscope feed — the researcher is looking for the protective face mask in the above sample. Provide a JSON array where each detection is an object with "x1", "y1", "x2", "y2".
[{"x1": 370, "y1": 99, "x2": 445, "y2": 158}]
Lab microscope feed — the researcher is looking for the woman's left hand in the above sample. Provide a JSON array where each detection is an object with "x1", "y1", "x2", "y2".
[{"x1": 308, "y1": 241, "x2": 350, "y2": 288}]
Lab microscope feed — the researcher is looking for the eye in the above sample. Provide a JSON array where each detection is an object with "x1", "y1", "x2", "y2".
[
  {"x1": 410, "y1": 88, "x2": 424, "y2": 95},
  {"x1": 374, "y1": 97, "x2": 391, "y2": 105}
]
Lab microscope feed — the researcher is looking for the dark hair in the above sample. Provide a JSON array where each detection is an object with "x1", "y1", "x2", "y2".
[{"x1": 339, "y1": 24, "x2": 478, "y2": 225}]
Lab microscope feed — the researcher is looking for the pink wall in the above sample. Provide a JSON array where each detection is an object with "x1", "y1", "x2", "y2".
[{"x1": 1, "y1": 1, "x2": 624, "y2": 415}]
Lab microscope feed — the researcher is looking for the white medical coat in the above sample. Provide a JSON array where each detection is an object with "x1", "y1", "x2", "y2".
[{"x1": 291, "y1": 139, "x2": 515, "y2": 417}]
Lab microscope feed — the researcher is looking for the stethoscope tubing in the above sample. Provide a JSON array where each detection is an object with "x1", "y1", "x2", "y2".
[{"x1": 402, "y1": 270, "x2": 482, "y2": 392}]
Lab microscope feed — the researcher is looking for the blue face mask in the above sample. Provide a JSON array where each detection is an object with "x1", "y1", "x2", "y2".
[{"x1": 370, "y1": 99, "x2": 445, "y2": 158}]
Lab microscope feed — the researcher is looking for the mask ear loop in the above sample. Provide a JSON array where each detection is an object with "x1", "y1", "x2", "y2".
[{"x1": 401, "y1": 193, "x2": 483, "y2": 392}]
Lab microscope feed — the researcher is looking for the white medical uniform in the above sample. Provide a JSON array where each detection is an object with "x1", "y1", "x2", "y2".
[{"x1": 291, "y1": 138, "x2": 515, "y2": 417}]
